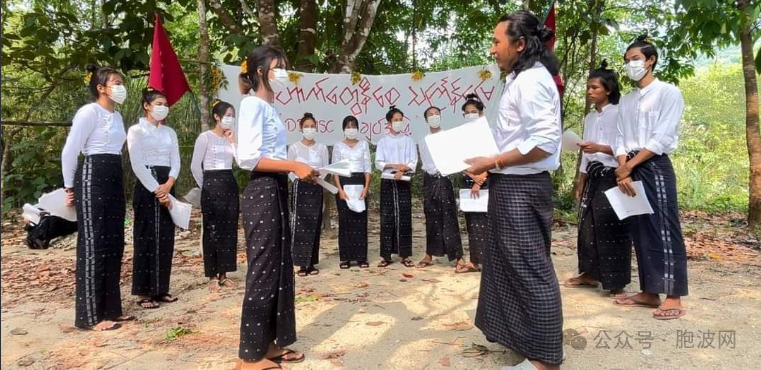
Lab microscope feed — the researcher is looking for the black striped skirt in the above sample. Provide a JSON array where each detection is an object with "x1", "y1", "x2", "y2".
[
  {"x1": 201, "y1": 169, "x2": 239, "y2": 277},
  {"x1": 74, "y1": 154, "x2": 126, "y2": 328}
]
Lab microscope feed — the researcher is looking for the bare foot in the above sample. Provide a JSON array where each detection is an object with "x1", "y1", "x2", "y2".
[
  {"x1": 236, "y1": 358, "x2": 280, "y2": 370},
  {"x1": 614, "y1": 292, "x2": 661, "y2": 307},
  {"x1": 530, "y1": 359, "x2": 560, "y2": 370},
  {"x1": 92, "y1": 320, "x2": 120, "y2": 331},
  {"x1": 416, "y1": 255, "x2": 433, "y2": 268},
  {"x1": 564, "y1": 273, "x2": 599, "y2": 287}
]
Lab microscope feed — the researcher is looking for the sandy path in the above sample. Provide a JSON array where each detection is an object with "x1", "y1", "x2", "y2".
[{"x1": 2, "y1": 212, "x2": 760, "y2": 369}]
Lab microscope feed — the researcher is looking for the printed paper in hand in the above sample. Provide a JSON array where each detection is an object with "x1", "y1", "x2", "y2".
[
  {"x1": 459, "y1": 189, "x2": 489, "y2": 213},
  {"x1": 168, "y1": 195, "x2": 192, "y2": 229},
  {"x1": 425, "y1": 117, "x2": 499, "y2": 176},
  {"x1": 561, "y1": 130, "x2": 583, "y2": 152},
  {"x1": 38, "y1": 188, "x2": 77, "y2": 222},
  {"x1": 343, "y1": 185, "x2": 366, "y2": 213},
  {"x1": 381, "y1": 172, "x2": 412, "y2": 182},
  {"x1": 604, "y1": 181, "x2": 654, "y2": 220}
]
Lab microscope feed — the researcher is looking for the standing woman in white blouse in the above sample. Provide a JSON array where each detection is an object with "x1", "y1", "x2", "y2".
[
  {"x1": 235, "y1": 45, "x2": 317, "y2": 369},
  {"x1": 127, "y1": 87, "x2": 181, "y2": 309},
  {"x1": 564, "y1": 61, "x2": 631, "y2": 299},
  {"x1": 190, "y1": 99, "x2": 239, "y2": 291},
  {"x1": 613, "y1": 36, "x2": 688, "y2": 320},
  {"x1": 288, "y1": 112, "x2": 329, "y2": 277},
  {"x1": 61, "y1": 64, "x2": 133, "y2": 331},
  {"x1": 333, "y1": 115, "x2": 372, "y2": 269}
]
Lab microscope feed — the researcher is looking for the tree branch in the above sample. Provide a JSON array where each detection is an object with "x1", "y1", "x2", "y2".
[{"x1": 208, "y1": 0, "x2": 245, "y2": 35}]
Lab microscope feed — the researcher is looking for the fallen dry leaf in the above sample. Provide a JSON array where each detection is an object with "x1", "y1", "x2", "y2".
[
  {"x1": 365, "y1": 321, "x2": 385, "y2": 327},
  {"x1": 422, "y1": 278, "x2": 441, "y2": 283},
  {"x1": 443, "y1": 321, "x2": 473, "y2": 331},
  {"x1": 356, "y1": 282, "x2": 369, "y2": 288},
  {"x1": 438, "y1": 356, "x2": 451, "y2": 367},
  {"x1": 402, "y1": 273, "x2": 414, "y2": 279},
  {"x1": 322, "y1": 349, "x2": 347, "y2": 359}
]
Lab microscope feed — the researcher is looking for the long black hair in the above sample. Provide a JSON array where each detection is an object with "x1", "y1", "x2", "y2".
[
  {"x1": 85, "y1": 64, "x2": 123, "y2": 100},
  {"x1": 239, "y1": 45, "x2": 288, "y2": 94},
  {"x1": 625, "y1": 35, "x2": 658, "y2": 68},
  {"x1": 211, "y1": 99, "x2": 234, "y2": 121},
  {"x1": 342, "y1": 115, "x2": 359, "y2": 130},
  {"x1": 141, "y1": 87, "x2": 166, "y2": 111},
  {"x1": 588, "y1": 60, "x2": 621, "y2": 105},
  {"x1": 498, "y1": 11, "x2": 559, "y2": 76},
  {"x1": 385, "y1": 105, "x2": 404, "y2": 122},
  {"x1": 461, "y1": 93, "x2": 485, "y2": 112}
]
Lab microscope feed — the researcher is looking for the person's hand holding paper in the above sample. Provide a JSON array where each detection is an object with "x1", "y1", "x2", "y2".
[{"x1": 425, "y1": 117, "x2": 499, "y2": 176}]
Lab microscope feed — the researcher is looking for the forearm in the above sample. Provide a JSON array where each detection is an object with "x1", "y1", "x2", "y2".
[
  {"x1": 255, "y1": 158, "x2": 305, "y2": 173},
  {"x1": 364, "y1": 173, "x2": 371, "y2": 188},
  {"x1": 497, "y1": 147, "x2": 551, "y2": 169},
  {"x1": 624, "y1": 149, "x2": 655, "y2": 169}
]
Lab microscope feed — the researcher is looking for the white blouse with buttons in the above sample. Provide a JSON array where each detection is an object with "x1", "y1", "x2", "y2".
[
  {"x1": 127, "y1": 118, "x2": 181, "y2": 192},
  {"x1": 61, "y1": 103, "x2": 127, "y2": 188},
  {"x1": 287, "y1": 141, "x2": 329, "y2": 169},
  {"x1": 332, "y1": 140, "x2": 372, "y2": 173},
  {"x1": 579, "y1": 104, "x2": 620, "y2": 173},
  {"x1": 190, "y1": 130, "x2": 238, "y2": 188}
]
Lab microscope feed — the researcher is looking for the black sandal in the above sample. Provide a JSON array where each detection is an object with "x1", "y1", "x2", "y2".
[
  {"x1": 308, "y1": 267, "x2": 320, "y2": 275},
  {"x1": 378, "y1": 259, "x2": 393, "y2": 268},
  {"x1": 297, "y1": 267, "x2": 309, "y2": 276},
  {"x1": 339, "y1": 261, "x2": 350, "y2": 269},
  {"x1": 402, "y1": 259, "x2": 415, "y2": 268},
  {"x1": 358, "y1": 261, "x2": 370, "y2": 268},
  {"x1": 270, "y1": 348, "x2": 305, "y2": 364},
  {"x1": 113, "y1": 315, "x2": 136, "y2": 322}
]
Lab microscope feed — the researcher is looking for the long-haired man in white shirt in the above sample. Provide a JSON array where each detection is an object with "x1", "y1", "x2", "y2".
[{"x1": 465, "y1": 10, "x2": 563, "y2": 370}]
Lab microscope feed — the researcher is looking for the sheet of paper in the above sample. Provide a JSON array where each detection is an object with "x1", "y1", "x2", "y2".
[
  {"x1": 459, "y1": 189, "x2": 489, "y2": 213},
  {"x1": 183, "y1": 187, "x2": 202, "y2": 207},
  {"x1": 168, "y1": 195, "x2": 192, "y2": 229},
  {"x1": 380, "y1": 172, "x2": 412, "y2": 182},
  {"x1": 22, "y1": 203, "x2": 42, "y2": 225},
  {"x1": 604, "y1": 181, "x2": 654, "y2": 220},
  {"x1": 319, "y1": 160, "x2": 352, "y2": 178},
  {"x1": 343, "y1": 185, "x2": 366, "y2": 213},
  {"x1": 561, "y1": 130, "x2": 583, "y2": 152},
  {"x1": 315, "y1": 177, "x2": 339, "y2": 194},
  {"x1": 38, "y1": 188, "x2": 77, "y2": 222},
  {"x1": 424, "y1": 117, "x2": 499, "y2": 176}
]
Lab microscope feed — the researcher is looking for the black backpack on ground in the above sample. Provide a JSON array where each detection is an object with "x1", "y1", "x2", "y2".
[{"x1": 24, "y1": 215, "x2": 78, "y2": 249}]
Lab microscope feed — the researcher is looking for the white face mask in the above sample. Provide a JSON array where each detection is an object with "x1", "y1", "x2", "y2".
[
  {"x1": 150, "y1": 105, "x2": 169, "y2": 121},
  {"x1": 219, "y1": 116, "x2": 235, "y2": 130},
  {"x1": 625, "y1": 60, "x2": 648, "y2": 82},
  {"x1": 108, "y1": 85, "x2": 127, "y2": 104},
  {"x1": 427, "y1": 114, "x2": 441, "y2": 128},
  {"x1": 464, "y1": 113, "x2": 479, "y2": 122},
  {"x1": 392, "y1": 121, "x2": 406, "y2": 133},
  {"x1": 344, "y1": 128, "x2": 358, "y2": 139},
  {"x1": 302, "y1": 127, "x2": 317, "y2": 140}
]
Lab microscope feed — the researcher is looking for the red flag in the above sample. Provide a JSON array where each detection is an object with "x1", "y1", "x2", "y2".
[
  {"x1": 149, "y1": 15, "x2": 191, "y2": 107},
  {"x1": 543, "y1": 1, "x2": 564, "y2": 96}
]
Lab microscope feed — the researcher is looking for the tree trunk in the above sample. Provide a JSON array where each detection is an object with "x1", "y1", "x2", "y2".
[
  {"x1": 334, "y1": 0, "x2": 381, "y2": 73},
  {"x1": 197, "y1": 0, "x2": 211, "y2": 132},
  {"x1": 208, "y1": 0, "x2": 245, "y2": 35},
  {"x1": 740, "y1": 21, "x2": 761, "y2": 232},
  {"x1": 295, "y1": 0, "x2": 318, "y2": 72},
  {"x1": 257, "y1": 0, "x2": 280, "y2": 47}
]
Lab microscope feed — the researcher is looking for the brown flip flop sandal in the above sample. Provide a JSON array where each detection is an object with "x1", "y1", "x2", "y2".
[
  {"x1": 653, "y1": 307, "x2": 687, "y2": 320},
  {"x1": 563, "y1": 277, "x2": 599, "y2": 288}
]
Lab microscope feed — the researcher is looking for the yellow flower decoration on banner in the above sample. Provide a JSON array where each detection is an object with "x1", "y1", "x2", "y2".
[
  {"x1": 351, "y1": 71, "x2": 361, "y2": 85},
  {"x1": 478, "y1": 69, "x2": 492, "y2": 81},
  {"x1": 288, "y1": 72, "x2": 304, "y2": 85},
  {"x1": 240, "y1": 60, "x2": 248, "y2": 74},
  {"x1": 210, "y1": 65, "x2": 223, "y2": 91},
  {"x1": 411, "y1": 70, "x2": 425, "y2": 82},
  {"x1": 83, "y1": 72, "x2": 92, "y2": 84}
]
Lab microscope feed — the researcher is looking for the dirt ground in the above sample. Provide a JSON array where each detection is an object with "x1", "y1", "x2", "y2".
[{"x1": 1, "y1": 209, "x2": 760, "y2": 370}]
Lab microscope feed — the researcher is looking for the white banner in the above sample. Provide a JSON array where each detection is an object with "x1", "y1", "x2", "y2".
[{"x1": 217, "y1": 64, "x2": 504, "y2": 145}]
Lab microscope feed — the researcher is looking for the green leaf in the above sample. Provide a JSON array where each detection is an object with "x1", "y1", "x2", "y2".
[{"x1": 755, "y1": 48, "x2": 761, "y2": 74}]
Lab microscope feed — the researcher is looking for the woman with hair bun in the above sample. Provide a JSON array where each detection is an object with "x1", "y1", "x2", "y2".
[
  {"x1": 191, "y1": 99, "x2": 239, "y2": 291},
  {"x1": 127, "y1": 87, "x2": 181, "y2": 309},
  {"x1": 287, "y1": 112, "x2": 329, "y2": 276},
  {"x1": 61, "y1": 64, "x2": 132, "y2": 331}
]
